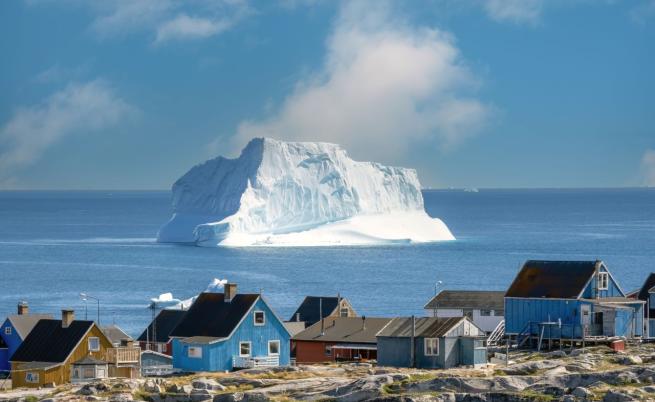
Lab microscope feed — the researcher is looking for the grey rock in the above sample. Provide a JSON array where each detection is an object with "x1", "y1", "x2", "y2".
[
  {"x1": 603, "y1": 390, "x2": 637, "y2": 402},
  {"x1": 213, "y1": 393, "x2": 244, "y2": 402},
  {"x1": 572, "y1": 386, "x2": 593, "y2": 398},
  {"x1": 192, "y1": 378, "x2": 225, "y2": 391},
  {"x1": 144, "y1": 379, "x2": 162, "y2": 393},
  {"x1": 109, "y1": 393, "x2": 134, "y2": 402},
  {"x1": 618, "y1": 355, "x2": 643, "y2": 365},
  {"x1": 190, "y1": 389, "x2": 213, "y2": 402},
  {"x1": 548, "y1": 350, "x2": 567, "y2": 358},
  {"x1": 78, "y1": 385, "x2": 98, "y2": 396},
  {"x1": 642, "y1": 385, "x2": 655, "y2": 393}
]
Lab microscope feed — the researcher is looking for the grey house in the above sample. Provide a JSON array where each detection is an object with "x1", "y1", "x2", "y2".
[{"x1": 376, "y1": 317, "x2": 487, "y2": 369}]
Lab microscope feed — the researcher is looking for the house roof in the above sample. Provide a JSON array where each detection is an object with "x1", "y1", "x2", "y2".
[
  {"x1": 101, "y1": 325, "x2": 132, "y2": 345},
  {"x1": 137, "y1": 309, "x2": 187, "y2": 343},
  {"x1": 169, "y1": 293, "x2": 259, "y2": 339},
  {"x1": 11, "y1": 319, "x2": 95, "y2": 363},
  {"x1": 72, "y1": 355, "x2": 107, "y2": 366},
  {"x1": 292, "y1": 317, "x2": 392, "y2": 344},
  {"x1": 288, "y1": 296, "x2": 343, "y2": 326},
  {"x1": 637, "y1": 273, "x2": 655, "y2": 300},
  {"x1": 5, "y1": 314, "x2": 53, "y2": 339},
  {"x1": 424, "y1": 290, "x2": 505, "y2": 311},
  {"x1": 377, "y1": 317, "x2": 465, "y2": 338},
  {"x1": 505, "y1": 260, "x2": 600, "y2": 299}
]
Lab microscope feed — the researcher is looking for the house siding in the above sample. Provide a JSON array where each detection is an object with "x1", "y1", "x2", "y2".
[
  {"x1": 0, "y1": 319, "x2": 23, "y2": 370},
  {"x1": 0, "y1": 348, "x2": 8, "y2": 372},
  {"x1": 580, "y1": 267, "x2": 624, "y2": 299},
  {"x1": 173, "y1": 298, "x2": 290, "y2": 372},
  {"x1": 377, "y1": 336, "x2": 484, "y2": 369},
  {"x1": 505, "y1": 298, "x2": 582, "y2": 334}
]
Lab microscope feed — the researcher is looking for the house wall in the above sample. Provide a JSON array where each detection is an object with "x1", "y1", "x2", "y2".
[
  {"x1": 294, "y1": 341, "x2": 332, "y2": 363},
  {"x1": 580, "y1": 266, "x2": 624, "y2": 299},
  {"x1": 377, "y1": 337, "x2": 412, "y2": 368},
  {"x1": 139, "y1": 341, "x2": 172, "y2": 356},
  {"x1": 0, "y1": 349, "x2": 8, "y2": 372},
  {"x1": 459, "y1": 337, "x2": 487, "y2": 366},
  {"x1": 649, "y1": 319, "x2": 655, "y2": 338},
  {"x1": 11, "y1": 325, "x2": 113, "y2": 388},
  {"x1": 428, "y1": 309, "x2": 503, "y2": 333},
  {"x1": 505, "y1": 298, "x2": 583, "y2": 335},
  {"x1": 173, "y1": 298, "x2": 290, "y2": 372},
  {"x1": 0, "y1": 319, "x2": 23, "y2": 368}
]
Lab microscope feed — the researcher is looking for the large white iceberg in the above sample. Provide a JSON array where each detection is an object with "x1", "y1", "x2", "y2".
[{"x1": 157, "y1": 138, "x2": 454, "y2": 246}]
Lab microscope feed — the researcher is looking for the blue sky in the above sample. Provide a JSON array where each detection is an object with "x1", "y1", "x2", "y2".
[{"x1": 1, "y1": 0, "x2": 654, "y2": 190}]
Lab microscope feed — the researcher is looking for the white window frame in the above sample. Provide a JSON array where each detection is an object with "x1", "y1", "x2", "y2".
[
  {"x1": 254, "y1": 311, "x2": 265, "y2": 326},
  {"x1": 424, "y1": 338, "x2": 439, "y2": 356},
  {"x1": 4, "y1": 326, "x2": 11, "y2": 335},
  {"x1": 25, "y1": 372, "x2": 39, "y2": 383},
  {"x1": 268, "y1": 340, "x2": 280, "y2": 356},
  {"x1": 239, "y1": 341, "x2": 251, "y2": 357},
  {"x1": 598, "y1": 272, "x2": 609, "y2": 291},
  {"x1": 340, "y1": 308, "x2": 349, "y2": 317},
  {"x1": 88, "y1": 337, "x2": 100, "y2": 352},
  {"x1": 188, "y1": 346, "x2": 202, "y2": 358}
]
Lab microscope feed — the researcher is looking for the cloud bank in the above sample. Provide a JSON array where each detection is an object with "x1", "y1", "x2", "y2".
[
  {"x1": 229, "y1": 1, "x2": 491, "y2": 161},
  {"x1": 483, "y1": 0, "x2": 543, "y2": 24},
  {"x1": 0, "y1": 80, "x2": 133, "y2": 179},
  {"x1": 642, "y1": 149, "x2": 655, "y2": 186}
]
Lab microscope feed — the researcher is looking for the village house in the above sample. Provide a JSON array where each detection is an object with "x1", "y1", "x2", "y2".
[
  {"x1": 376, "y1": 317, "x2": 487, "y2": 369},
  {"x1": 101, "y1": 325, "x2": 133, "y2": 347},
  {"x1": 0, "y1": 302, "x2": 52, "y2": 373},
  {"x1": 423, "y1": 290, "x2": 505, "y2": 334},
  {"x1": 9, "y1": 309, "x2": 141, "y2": 388},
  {"x1": 137, "y1": 309, "x2": 187, "y2": 355},
  {"x1": 505, "y1": 260, "x2": 645, "y2": 348},
  {"x1": 170, "y1": 284, "x2": 291, "y2": 372},
  {"x1": 627, "y1": 272, "x2": 655, "y2": 338},
  {"x1": 140, "y1": 350, "x2": 174, "y2": 377},
  {"x1": 287, "y1": 295, "x2": 357, "y2": 328},
  {"x1": 292, "y1": 317, "x2": 391, "y2": 364}
]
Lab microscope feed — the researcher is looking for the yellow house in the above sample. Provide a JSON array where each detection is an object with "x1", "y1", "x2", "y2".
[{"x1": 10, "y1": 310, "x2": 140, "y2": 388}]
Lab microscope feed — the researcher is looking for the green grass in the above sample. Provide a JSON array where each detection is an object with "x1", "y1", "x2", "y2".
[{"x1": 23, "y1": 396, "x2": 39, "y2": 402}]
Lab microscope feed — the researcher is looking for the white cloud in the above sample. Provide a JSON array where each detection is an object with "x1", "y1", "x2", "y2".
[
  {"x1": 483, "y1": 0, "x2": 543, "y2": 24},
  {"x1": 0, "y1": 80, "x2": 134, "y2": 176},
  {"x1": 642, "y1": 149, "x2": 655, "y2": 186},
  {"x1": 228, "y1": 1, "x2": 491, "y2": 161},
  {"x1": 155, "y1": 14, "x2": 232, "y2": 44}
]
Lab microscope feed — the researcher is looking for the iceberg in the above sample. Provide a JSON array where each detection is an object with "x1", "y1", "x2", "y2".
[{"x1": 157, "y1": 138, "x2": 455, "y2": 246}]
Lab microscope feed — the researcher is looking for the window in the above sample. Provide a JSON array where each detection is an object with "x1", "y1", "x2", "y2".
[
  {"x1": 97, "y1": 368, "x2": 106, "y2": 379},
  {"x1": 188, "y1": 346, "x2": 202, "y2": 358},
  {"x1": 340, "y1": 308, "x2": 349, "y2": 317},
  {"x1": 239, "y1": 342, "x2": 251, "y2": 357},
  {"x1": 325, "y1": 345, "x2": 332, "y2": 356},
  {"x1": 73, "y1": 368, "x2": 80, "y2": 379},
  {"x1": 4, "y1": 326, "x2": 11, "y2": 335},
  {"x1": 88, "y1": 337, "x2": 100, "y2": 352},
  {"x1": 268, "y1": 340, "x2": 280, "y2": 356},
  {"x1": 254, "y1": 311, "x2": 265, "y2": 326},
  {"x1": 598, "y1": 272, "x2": 609, "y2": 290},
  {"x1": 83, "y1": 367, "x2": 95, "y2": 378},
  {"x1": 424, "y1": 338, "x2": 439, "y2": 356},
  {"x1": 480, "y1": 309, "x2": 492, "y2": 316},
  {"x1": 25, "y1": 372, "x2": 39, "y2": 383}
]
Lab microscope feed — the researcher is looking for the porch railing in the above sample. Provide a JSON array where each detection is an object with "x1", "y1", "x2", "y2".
[
  {"x1": 106, "y1": 347, "x2": 141, "y2": 364},
  {"x1": 232, "y1": 355, "x2": 279, "y2": 369}
]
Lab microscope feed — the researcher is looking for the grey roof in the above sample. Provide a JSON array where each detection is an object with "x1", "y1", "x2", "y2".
[
  {"x1": 292, "y1": 317, "x2": 391, "y2": 344},
  {"x1": 377, "y1": 317, "x2": 464, "y2": 338},
  {"x1": 73, "y1": 355, "x2": 107, "y2": 366},
  {"x1": 424, "y1": 290, "x2": 505, "y2": 311},
  {"x1": 6, "y1": 314, "x2": 53, "y2": 339},
  {"x1": 101, "y1": 325, "x2": 132, "y2": 345}
]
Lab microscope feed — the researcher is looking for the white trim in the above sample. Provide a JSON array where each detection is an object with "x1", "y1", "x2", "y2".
[
  {"x1": 88, "y1": 337, "x2": 100, "y2": 352},
  {"x1": 253, "y1": 310, "x2": 265, "y2": 326},
  {"x1": 239, "y1": 341, "x2": 251, "y2": 357},
  {"x1": 4, "y1": 326, "x2": 11, "y2": 335},
  {"x1": 268, "y1": 340, "x2": 280, "y2": 356},
  {"x1": 424, "y1": 338, "x2": 439, "y2": 356},
  {"x1": 598, "y1": 272, "x2": 609, "y2": 291},
  {"x1": 187, "y1": 346, "x2": 203, "y2": 358}
]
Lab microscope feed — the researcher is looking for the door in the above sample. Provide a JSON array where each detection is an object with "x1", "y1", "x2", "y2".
[{"x1": 581, "y1": 305, "x2": 591, "y2": 336}]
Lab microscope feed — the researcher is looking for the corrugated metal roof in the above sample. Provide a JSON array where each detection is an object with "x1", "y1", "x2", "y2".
[
  {"x1": 169, "y1": 292, "x2": 259, "y2": 339},
  {"x1": 505, "y1": 260, "x2": 599, "y2": 298},
  {"x1": 424, "y1": 290, "x2": 504, "y2": 310},
  {"x1": 376, "y1": 317, "x2": 463, "y2": 338},
  {"x1": 292, "y1": 317, "x2": 391, "y2": 344}
]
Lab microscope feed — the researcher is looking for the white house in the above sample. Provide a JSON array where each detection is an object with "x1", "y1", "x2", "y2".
[{"x1": 424, "y1": 290, "x2": 504, "y2": 334}]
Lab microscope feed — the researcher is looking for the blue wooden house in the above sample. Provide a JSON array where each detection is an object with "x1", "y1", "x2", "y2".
[
  {"x1": 0, "y1": 302, "x2": 51, "y2": 372},
  {"x1": 170, "y1": 284, "x2": 291, "y2": 372},
  {"x1": 505, "y1": 260, "x2": 645, "y2": 344},
  {"x1": 377, "y1": 317, "x2": 487, "y2": 369},
  {"x1": 629, "y1": 273, "x2": 655, "y2": 338}
]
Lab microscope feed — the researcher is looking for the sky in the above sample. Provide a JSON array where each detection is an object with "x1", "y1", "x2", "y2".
[{"x1": 1, "y1": 0, "x2": 654, "y2": 190}]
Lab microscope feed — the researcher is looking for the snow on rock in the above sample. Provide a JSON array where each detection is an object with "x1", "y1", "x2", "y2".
[{"x1": 157, "y1": 138, "x2": 455, "y2": 246}]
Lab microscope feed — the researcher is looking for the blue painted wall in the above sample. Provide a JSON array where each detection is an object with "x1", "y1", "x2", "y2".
[
  {"x1": 580, "y1": 267, "x2": 624, "y2": 299},
  {"x1": 173, "y1": 298, "x2": 290, "y2": 372},
  {"x1": 505, "y1": 298, "x2": 582, "y2": 334},
  {"x1": 0, "y1": 348, "x2": 8, "y2": 372},
  {"x1": 0, "y1": 319, "x2": 24, "y2": 371},
  {"x1": 649, "y1": 319, "x2": 655, "y2": 338}
]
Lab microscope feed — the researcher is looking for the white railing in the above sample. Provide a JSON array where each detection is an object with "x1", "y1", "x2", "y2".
[
  {"x1": 487, "y1": 319, "x2": 505, "y2": 346},
  {"x1": 232, "y1": 355, "x2": 279, "y2": 369}
]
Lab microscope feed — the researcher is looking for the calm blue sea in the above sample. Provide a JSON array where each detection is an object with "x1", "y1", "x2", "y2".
[{"x1": 0, "y1": 188, "x2": 654, "y2": 337}]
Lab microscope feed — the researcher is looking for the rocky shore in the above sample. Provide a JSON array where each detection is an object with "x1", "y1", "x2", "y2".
[{"x1": 3, "y1": 344, "x2": 655, "y2": 402}]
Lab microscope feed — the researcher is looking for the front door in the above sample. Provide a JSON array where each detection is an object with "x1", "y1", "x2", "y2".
[{"x1": 581, "y1": 304, "x2": 591, "y2": 336}]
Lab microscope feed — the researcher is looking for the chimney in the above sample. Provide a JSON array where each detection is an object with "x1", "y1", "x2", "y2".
[
  {"x1": 17, "y1": 301, "x2": 29, "y2": 315},
  {"x1": 224, "y1": 283, "x2": 237, "y2": 302},
  {"x1": 295, "y1": 313, "x2": 301, "y2": 322},
  {"x1": 62, "y1": 309, "x2": 74, "y2": 328},
  {"x1": 362, "y1": 316, "x2": 366, "y2": 330}
]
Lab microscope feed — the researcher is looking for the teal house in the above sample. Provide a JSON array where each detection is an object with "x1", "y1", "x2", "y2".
[
  {"x1": 170, "y1": 284, "x2": 291, "y2": 372},
  {"x1": 0, "y1": 302, "x2": 51, "y2": 373},
  {"x1": 376, "y1": 317, "x2": 487, "y2": 369},
  {"x1": 629, "y1": 273, "x2": 655, "y2": 338},
  {"x1": 505, "y1": 260, "x2": 645, "y2": 343}
]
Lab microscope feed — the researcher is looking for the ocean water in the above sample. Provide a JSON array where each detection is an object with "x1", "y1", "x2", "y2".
[{"x1": 0, "y1": 188, "x2": 654, "y2": 337}]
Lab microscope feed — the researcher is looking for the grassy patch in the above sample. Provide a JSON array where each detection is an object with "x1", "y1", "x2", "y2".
[
  {"x1": 516, "y1": 390, "x2": 555, "y2": 401},
  {"x1": 23, "y1": 396, "x2": 39, "y2": 402}
]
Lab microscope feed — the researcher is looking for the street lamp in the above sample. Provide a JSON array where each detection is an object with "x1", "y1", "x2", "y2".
[{"x1": 80, "y1": 293, "x2": 100, "y2": 325}]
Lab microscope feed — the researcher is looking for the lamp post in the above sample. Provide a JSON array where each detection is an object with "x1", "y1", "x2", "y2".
[{"x1": 80, "y1": 293, "x2": 100, "y2": 325}]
